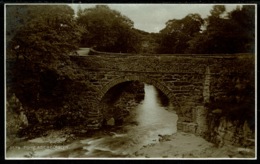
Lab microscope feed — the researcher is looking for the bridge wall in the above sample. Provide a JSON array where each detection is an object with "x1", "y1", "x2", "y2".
[{"x1": 69, "y1": 53, "x2": 254, "y2": 136}]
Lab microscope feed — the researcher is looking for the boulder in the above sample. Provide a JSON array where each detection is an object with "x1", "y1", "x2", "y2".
[
  {"x1": 212, "y1": 109, "x2": 222, "y2": 114},
  {"x1": 107, "y1": 117, "x2": 115, "y2": 126}
]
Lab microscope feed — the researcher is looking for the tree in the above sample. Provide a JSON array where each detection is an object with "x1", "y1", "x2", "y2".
[
  {"x1": 76, "y1": 5, "x2": 141, "y2": 53},
  {"x1": 187, "y1": 5, "x2": 255, "y2": 54},
  {"x1": 189, "y1": 5, "x2": 230, "y2": 53},
  {"x1": 209, "y1": 5, "x2": 226, "y2": 18},
  {"x1": 6, "y1": 5, "x2": 85, "y2": 117},
  {"x1": 157, "y1": 14, "x2": 203, "y2": 54},
  {"x1": 228, "y1": 5, "x2": 255, "y2": 53},
  {"x1": 6, "y1": 5, "x2": 84, "y2": 68}
]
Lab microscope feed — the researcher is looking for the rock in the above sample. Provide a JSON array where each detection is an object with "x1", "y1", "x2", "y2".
[
  {"x1": 212, "y1": 109, "x2": 222, "y2": 114},
  {"x1": 81, "y1": 130, "x2": 87, "y2": 133},
  {"x1": 107, "y1": 118, "x2": 115, "y2": 126},
  {"x1": 108, "y1": 132, "x2": 116, "y2": 136},
  {"x1": 19, "y1": 111, "x2": 28, "y2": 127},
  {"x1": 158, "y1": 134, "x2": 172, "y2": 142},
  {"x1": 243, "y1": 138, "x2": 255, "y2": 147}
]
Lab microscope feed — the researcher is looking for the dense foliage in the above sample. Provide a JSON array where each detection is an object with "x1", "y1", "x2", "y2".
[
  {"x1": 6, "y1": 5, "x2": 255, "y2": 57},
  {"x1": 208, "y1": 58, "x2": 255, "y2": 129},
  {"x1": 6, "y1": 5, "x2": 84, "y2": 68},
  {"x1": 157, "y1": 14, "x2": 204, "y2": 54},
  {"x1": 6, "y1": 5, "x2": 86, "y2": 130},
  {"x1": 156, "y1": 5, "x2": 255, "y2": 54},
  {"x1": 76, "y1": 5, "x2": 141, "y2": 53}
]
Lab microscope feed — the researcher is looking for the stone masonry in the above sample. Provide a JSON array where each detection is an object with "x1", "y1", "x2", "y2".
[{"x1": 67, "y1": 50, "x2": 254, "y2": 137}]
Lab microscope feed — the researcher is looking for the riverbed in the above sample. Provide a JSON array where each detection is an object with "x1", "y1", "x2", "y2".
[
  {"x1": 6, "y1": 129, "x2": 255, "y2": 159},
  {"x1": 5, "y1": 84, "x2": 255, "y2": 159}
]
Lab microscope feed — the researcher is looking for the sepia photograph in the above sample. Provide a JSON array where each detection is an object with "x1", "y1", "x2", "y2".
[{"x1": 5, "y1": 3, "x2": 256, "y2": 159}]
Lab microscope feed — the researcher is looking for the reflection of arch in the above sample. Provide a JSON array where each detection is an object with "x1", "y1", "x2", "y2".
[{"x1": 98, "y1": 75, "x2": 179, "y2": 107}]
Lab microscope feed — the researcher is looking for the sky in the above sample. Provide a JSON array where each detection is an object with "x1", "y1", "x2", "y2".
[{"x1": 69, "y1": 4, "x2": 241, "y2": 33}]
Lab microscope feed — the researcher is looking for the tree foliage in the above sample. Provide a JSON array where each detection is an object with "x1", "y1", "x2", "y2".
[
  {"x1": 228, "y1": 5, "x2": 255, "y2": 53},
  {"x1": 208, "y1": 63, "x2": 255, "y2": 128},
  {"x1": 76, "y1": 5, "x2": 141, "y2": 53},
  {"x1": 188, "y1": 5, "x2": 255, "y2": 54},
  {"x1": 6, "y1": 5, "x2": 85, "y2": 120},
  {"x1": 6, "y1": 5, "x2": 84, "y2": 67},
  {"x1": 157, "y1": 14, "x2": 204, "y2": 54},
  {"x1": 156, "y1": 5, "x2": 255, "y2": 54}
]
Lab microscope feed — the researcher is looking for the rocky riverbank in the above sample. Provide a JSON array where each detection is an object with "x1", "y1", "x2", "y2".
[
  {"x1": 133, "y1": 132, "x2": 255, "y2": 158},
  {"x1": 6, "y1": 127, "x2": 255, "y2": 159}
]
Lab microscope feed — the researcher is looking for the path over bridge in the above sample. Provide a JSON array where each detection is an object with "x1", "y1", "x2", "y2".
[{"x1": 69, "y1": 50, "x2": 254, "y2": 135}]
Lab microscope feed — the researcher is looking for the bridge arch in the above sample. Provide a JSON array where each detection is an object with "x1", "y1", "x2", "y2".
[{"x1": 98, "y1": 75, "x2": 180, "y2": 109}]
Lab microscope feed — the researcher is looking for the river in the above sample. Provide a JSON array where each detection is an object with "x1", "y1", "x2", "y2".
[
  {"x1": 42, "y1": 84, "x2": 178, "y2": 158},
  {"x1": 6, "y1": 84, "x2": 255, "y2": 159},
  {"x1": 6, "y1": 84, "x2": 178, "y2": 158}
]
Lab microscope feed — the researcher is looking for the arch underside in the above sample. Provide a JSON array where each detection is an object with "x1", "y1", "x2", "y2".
[
  {"x1": 98, "y1": 75, "x2": 179, "y2": 107},
  {"x1": 98, "y1": 75, "x2": 201, "y2": 135}
]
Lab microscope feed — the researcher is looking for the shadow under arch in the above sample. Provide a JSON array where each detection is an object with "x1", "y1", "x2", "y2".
[{"x1": 98, "y1": 75, "x2": 180, "y2": 109}]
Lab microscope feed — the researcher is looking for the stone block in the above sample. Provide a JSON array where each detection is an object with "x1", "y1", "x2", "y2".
[
  {"x1": 174, "y1": 81, "x2": 191, "y2": 86},
  {"x1": 107, "y1": 117, "x2": 115, "y2": 126},
  {"x1": 223, "y1": 131, "x2": 234, "y2": 142},
  {"x1": 195, "y1": 106, "x2": 208, "y2": 134},
  {"x1": 177, "y1": 122, "x2": 198, "y2": 134}
]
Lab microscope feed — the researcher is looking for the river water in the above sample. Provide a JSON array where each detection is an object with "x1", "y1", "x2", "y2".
[
  {"x1": 47, "y1": 84, "x2": 178, "y2": 158},
  {"x1": 6, "y1": 84, "x2": 256, "y2": 159},
  {"x1": 7, "y1": 84, "x2": 178, "y2": 158}
]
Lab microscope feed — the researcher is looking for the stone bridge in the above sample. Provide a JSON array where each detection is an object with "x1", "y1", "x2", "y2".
[{"x1": 68, "y1": 50, "x2": 254, "y2": 136}]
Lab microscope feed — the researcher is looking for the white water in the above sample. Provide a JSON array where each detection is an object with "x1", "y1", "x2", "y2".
[
  {"x1": 134, "y1": 84, "x2": 178, "y2": 145},
  {"x1": 45, "y1": 84, "x2": 178, "y2": 158}
]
